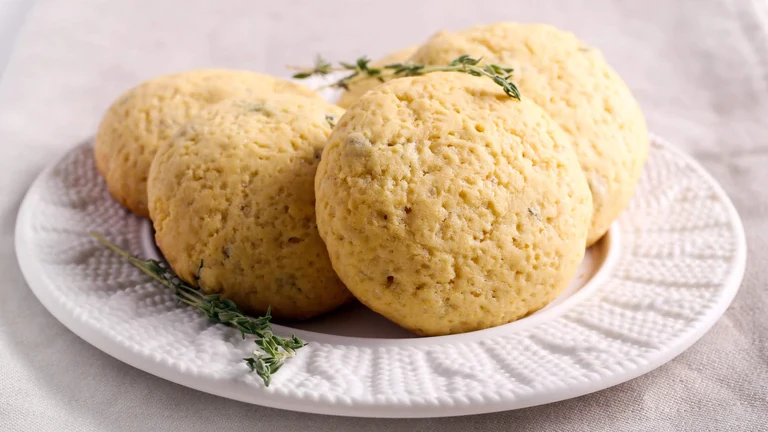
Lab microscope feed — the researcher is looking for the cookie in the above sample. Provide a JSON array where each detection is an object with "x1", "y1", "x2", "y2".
[
  {"x1": 315, "y1": 73, "x2": 592, "y2": 335},
  {"x1": 95, "y1": 69, "x2": 320, "y2": 217},
  {"x1": 336, "y1": 46, "x2": 419, "y2": 109},
  {"x1": 147, "y1": 95, "x2": 351, "y2": 320},
  {"x1": 411, "y1": 23, "x2": 648, "y2": 245}
]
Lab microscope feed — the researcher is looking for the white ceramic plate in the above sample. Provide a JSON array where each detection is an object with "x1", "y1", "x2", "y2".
[{"x1": 15, "y1": 83, "x2": 746, "y2": 417}]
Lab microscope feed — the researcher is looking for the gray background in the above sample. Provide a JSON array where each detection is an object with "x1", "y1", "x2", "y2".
[
  {"x1": 1, "y1": 0, "x2": 767, "y2": 431},
  {"x1": 0, "y1": 0, "x2": 32, "y2": 78}
]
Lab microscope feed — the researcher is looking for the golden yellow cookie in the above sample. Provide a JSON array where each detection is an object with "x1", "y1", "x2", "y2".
[
  {"x1": 147, "y1": 95, "x2": 351, "y2": 320},
  {"x1": 411, "y1": 23, "x2": 648, "y2": 245},
  {"x1": 315, "y1": 73, "x2": 592, "y2": 335},
  {"x1": 336, "y1": 46, "x2": 419, "y2": 109},
  {"x1": 95, "y1": 69, "x2": 320, "y2": 217}
]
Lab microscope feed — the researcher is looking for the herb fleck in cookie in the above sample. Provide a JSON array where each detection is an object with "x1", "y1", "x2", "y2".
[
  {"x1": 315, "y1": 73, "x2": 592, "y2": 335},
  {"x1": 148, "y1": 95, "x2": 351, "y2": 320},
  {"x1": 411, "y1": 23, "x2": 648, "y2": 245},
  {"x1": 337, "y1": 46, "x2": 419, "y2": 109},
  {"x1": 95, "y1": 70, "x2": 320, "y2": 217}
]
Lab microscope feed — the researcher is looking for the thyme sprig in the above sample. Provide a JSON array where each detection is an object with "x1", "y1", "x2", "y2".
[
  {"x1": 291, "y1": 55, "x2": 521, "y2": 100},
  {"x1": 91, "y1": 232, "x2": 306, "y2": 386}
]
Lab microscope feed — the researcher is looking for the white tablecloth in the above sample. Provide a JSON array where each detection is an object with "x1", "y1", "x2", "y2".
[{"x1": 1, "y1": 0, "x2": 766, "y2": 430}]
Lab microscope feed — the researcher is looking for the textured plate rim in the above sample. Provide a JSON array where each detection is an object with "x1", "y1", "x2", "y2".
[
  {"x1": 137, "y1": 215, "x2": 622, "y2": 346},
  {"x1": 14, "y1": 135, "x2": 747, "y2": 418}
]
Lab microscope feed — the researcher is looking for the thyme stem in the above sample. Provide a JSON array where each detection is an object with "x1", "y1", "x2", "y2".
[
  {"x1": 91, "y1": 232, "x2": 306, "y2": 386},
  {"x1": 291, "y1": 54, "x2": 521, "y2": 100}
]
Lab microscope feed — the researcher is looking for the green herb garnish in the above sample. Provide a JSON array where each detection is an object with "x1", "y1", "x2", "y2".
[
  {"x1": 291, "y1": 54, "x2": 521, "y2": 100},
  {"x1": 325, "y1": 113, "x2": 337, "y2": 128},
  {"x1": 91, "y1": 232, "x2": 306, "y2": 386}
]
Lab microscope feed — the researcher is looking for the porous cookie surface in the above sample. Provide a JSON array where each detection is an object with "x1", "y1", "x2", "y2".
[
  {"x1": 337, "y1": 46, "x2": 419, "y2": 109},
  {"x1": 94, "y1": 69, "x2": 320, "y2": 217},
  {"x1": 411, "y1": 23, "x2": 649, "y2": 245},
  {"x1": 315, "y1": 73, "x2": 592, "y2": 335},
  {"x1": 148, "y1": 96, "x2": 351, "y2": 319}
]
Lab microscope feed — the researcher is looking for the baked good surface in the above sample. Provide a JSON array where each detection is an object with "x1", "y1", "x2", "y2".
[
  {"x1": 411, "y1": 23, "x2": 648, "y2": 245},
  {"x1": 315, "y1": 72, "x2": 592, "y2": 335},
  {"x1": 95, "y1": 69, "x2": 319, "y2": 217},
  {"x1": 148, "y1": 95, "x2": 351, "y2": 320}
]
